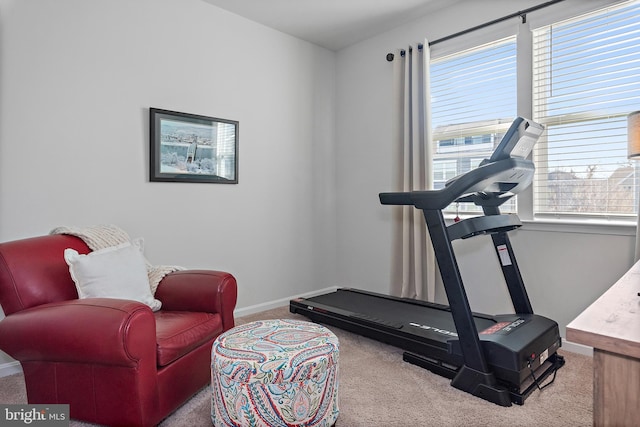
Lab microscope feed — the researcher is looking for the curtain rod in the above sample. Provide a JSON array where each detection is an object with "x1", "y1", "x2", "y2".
[{"x1": 386, "y1": 0, "x2": 566, "y2": 61}]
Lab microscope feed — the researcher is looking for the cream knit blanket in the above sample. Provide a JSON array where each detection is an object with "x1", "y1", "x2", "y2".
[{"x1": 50, "y1": 224, "x2": 184, "y2": 295}]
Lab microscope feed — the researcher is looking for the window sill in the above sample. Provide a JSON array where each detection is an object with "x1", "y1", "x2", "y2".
[{"x1": 520, "y1": 218, "x2": 636, "y2": 236}]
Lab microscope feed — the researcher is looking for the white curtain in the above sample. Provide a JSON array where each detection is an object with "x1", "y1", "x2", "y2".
[
  {"x1": 390, "y1": 40, "x2": 437, "y2": 302},
  {"x1": 635, "y1": 212, "x2": 640, "y2": 262}
]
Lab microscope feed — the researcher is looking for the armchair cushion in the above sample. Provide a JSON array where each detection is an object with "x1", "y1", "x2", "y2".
[
  {"x1": 64, "y1": 239, "x2": 161, "y2": 311},
  {"x1": 155, "y1": 311, "x2": 223, "y2": 366}
]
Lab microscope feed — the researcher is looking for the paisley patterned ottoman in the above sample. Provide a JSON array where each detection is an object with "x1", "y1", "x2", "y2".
[{"x1": 211, "y1": 319, "x2": 339, "y2": 427}]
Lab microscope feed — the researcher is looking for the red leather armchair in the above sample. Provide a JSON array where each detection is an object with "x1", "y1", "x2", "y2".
[{"x1": 0, "y1": 234, "x2": 237, "y2": 427}]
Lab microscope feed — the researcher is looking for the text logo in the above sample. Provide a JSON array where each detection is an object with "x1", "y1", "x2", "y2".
[
  {"x1": 0, "y1": 405, "x2": 69, "y2": 426},
  {"x1": 409, "y1": 322, "x2": 458, "y2": 337}
]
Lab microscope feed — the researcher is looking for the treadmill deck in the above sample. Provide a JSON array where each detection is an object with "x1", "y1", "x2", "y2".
[{"x1": 291, "y1": 287, "x2": 563, "y2": 401}]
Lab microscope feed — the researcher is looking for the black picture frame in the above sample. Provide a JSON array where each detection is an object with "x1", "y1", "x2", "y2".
[{"x1": 150, "y1": 108, "x2": 238, "y2": 183}]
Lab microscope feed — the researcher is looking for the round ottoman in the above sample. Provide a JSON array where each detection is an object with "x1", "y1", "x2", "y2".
[{"x1": 211, "y1": 319, "x2": 339, "y2": 427}]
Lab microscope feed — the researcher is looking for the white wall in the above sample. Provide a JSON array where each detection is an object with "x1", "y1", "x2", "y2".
[
  {"x1": 0, "y1": 0, "x2": 336, "y2": 368},
  {"x1": 333, "y1": 0, "x2": 634, "y2": 340}
]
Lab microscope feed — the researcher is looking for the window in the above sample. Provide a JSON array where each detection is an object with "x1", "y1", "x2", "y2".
[
  {"x1": 532, "y1": 1, "x2": 640, "y2": 219},
  {"x1": 430, "y1": 0, "x2": 640, "y2": 222},
  {"x1": 433, "y1": 159, "x2": 458, "y2": 185},
  {"x1": 431, "y1": 37, "x2": 517, "y2": 213}
]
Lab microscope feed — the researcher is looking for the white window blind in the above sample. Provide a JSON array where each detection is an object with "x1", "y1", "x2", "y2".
[
  {"x1": 532, "y1": 0, "x2": 640, "y2": 219},
  {"x1": 431, "y1": 36, "x2": 518, "y2": 213}
]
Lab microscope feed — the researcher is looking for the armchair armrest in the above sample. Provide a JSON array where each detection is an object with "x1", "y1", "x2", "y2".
[
  {"x1": 155, "y1": 270, "x2": 237, "y2": 330},
  {"x1": 0, "y1": 298, "x2": 156, "y2": 366}
]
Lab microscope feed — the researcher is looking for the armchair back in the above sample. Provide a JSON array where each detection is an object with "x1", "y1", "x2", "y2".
[{"x1": 0, "y1": 235, "x2": 89, "y2": 315}]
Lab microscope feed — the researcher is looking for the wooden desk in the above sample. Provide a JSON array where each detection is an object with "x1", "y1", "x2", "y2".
[{"x1": 566, "y1": 261, "x2": 640, "y2": 427}]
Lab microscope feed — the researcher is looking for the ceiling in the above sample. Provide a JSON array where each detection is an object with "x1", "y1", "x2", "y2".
[{"x1": 201, "y1": 0, "x2": 459, "y2": 51}]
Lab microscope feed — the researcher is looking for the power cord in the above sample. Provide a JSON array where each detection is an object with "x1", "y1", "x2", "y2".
[{"x1": 526, "y1": 356, "x2": 560, "y2": 391}]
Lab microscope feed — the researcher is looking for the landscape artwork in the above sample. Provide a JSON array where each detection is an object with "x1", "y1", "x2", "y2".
[{"x1": 150, "y1": 108, "x2": 238, "y2": 183}]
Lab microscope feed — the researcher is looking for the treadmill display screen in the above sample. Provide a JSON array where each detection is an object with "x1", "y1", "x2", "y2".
[{"x1": 488, "y1": 117, "x2": 544, "y2": 163}]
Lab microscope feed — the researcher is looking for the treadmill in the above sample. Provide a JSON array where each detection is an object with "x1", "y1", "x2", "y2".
[{"x1": 290, "y1": 117, "x2": 565, "y2": 407}]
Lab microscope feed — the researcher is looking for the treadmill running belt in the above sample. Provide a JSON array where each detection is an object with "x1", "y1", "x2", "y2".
[{"x1": 304, "y1": 289, "x2": 495, "y2": 338}]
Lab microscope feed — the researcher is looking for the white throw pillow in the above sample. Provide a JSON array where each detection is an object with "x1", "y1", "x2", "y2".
[{"x1": 64, "y1": 239, "x2": 162, "y2": 311}]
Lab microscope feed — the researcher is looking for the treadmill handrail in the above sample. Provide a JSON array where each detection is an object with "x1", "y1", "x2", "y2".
[{"x1": 379, "y1": 157, "x2": 534, "y2": 210}]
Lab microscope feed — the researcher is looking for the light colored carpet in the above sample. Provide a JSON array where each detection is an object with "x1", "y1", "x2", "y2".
[{"x1": 0, "y1": 306, "x2": 592, "y2": 426}]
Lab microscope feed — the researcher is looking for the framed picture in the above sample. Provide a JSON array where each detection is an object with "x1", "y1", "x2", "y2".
[{"x1": 150, "y1": 108, "x2": 238, "y2": 183}]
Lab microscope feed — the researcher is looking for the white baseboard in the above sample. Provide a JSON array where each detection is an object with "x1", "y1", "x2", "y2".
[
  {"x1": 234, "y1": 286, "x2": 339, "y2": 318},
  {"x1": 561, "y1": 339, "x2": 593, "y2": 357}
]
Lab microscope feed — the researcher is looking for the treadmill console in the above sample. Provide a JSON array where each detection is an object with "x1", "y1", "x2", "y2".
[
  {"x1": 484, "y1": 117, "x2": 544, "y2": 163},
  {"x1": 381, "y1": 117, "x2": 545, "y2": 209},
  {"x1": 448, "y1": 116, "x2": 544, "y2": 185}
]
